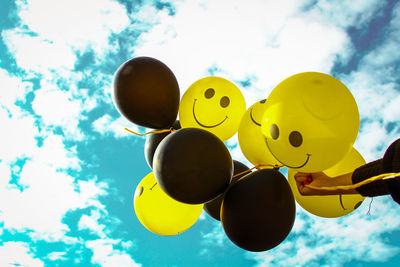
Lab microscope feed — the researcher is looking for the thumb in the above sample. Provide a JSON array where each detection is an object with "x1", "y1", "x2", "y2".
[{"x1": 294, "y1": 172, "x2": 312, "y2": 183}]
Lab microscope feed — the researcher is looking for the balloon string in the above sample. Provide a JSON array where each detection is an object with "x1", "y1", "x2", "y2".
[
  {"x1": 255, "y1": 164, "x2": 284, "y2": 170},
  {"x1": 125, "y1": 127, "x2": 175, "y2": 136},
  {"x1": 367, "y1": 198, "x2": 374, "y2": 215},
  {"x1": 232, "y1": 164, "x2": 285, "y2": 178},
  {"x1": 233, "y1": 166, "x2": 258, "y2": 178},
  {"x1": 305, "y1": 172, "x2": 400, "y2": 191}
]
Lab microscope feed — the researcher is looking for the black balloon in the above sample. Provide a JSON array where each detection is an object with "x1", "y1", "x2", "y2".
[
  {"x1": 221, "y1": 169, "x2": 295, "y2": 252},
  {"x1": 113, "y1": 56, "x2": 180, "y2": 129},
  {"x1": 144, "y1": 120, "x2": 181, "y2": 169},
  {"x1": 153, "y1": 128, "x2": 233, "y2": 204},
  {"x1": 204, "y1": 160, "x2": 250, "y2": 221},
  {"x1": 382, "y1": 138, "x2": 400, "y2": 204}
]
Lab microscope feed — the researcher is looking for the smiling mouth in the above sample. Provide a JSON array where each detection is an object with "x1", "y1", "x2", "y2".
[
  {"x1": 265, "y1": 137, "x2": 311, "y2": 168},
  {"x1": 192, "y1": 99, "x2": 228, "y2": 128},
  {"x1": 250, "y1": 108, "x2": 261, "y2": 126}
]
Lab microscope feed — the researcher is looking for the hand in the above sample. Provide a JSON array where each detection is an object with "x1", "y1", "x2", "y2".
[{"x1": 294, "y1": 172, "x2": 332, "y2": 196}]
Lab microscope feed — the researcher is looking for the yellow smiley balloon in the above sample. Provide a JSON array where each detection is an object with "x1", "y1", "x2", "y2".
[
  {"x1": 179, "y1": 77, "x2": 246, "y2": 141},
  {"x1": 261, "y1": 72, "x2": 359, "y2": 172},
  {"x1": 238, "y1": 99, "x2": 280, "y2": 167},
  {"x1": 134, "y1": 172, "x2": 203, "y2": 236},
  {"x1": 288, "y1": 147, "x2": 366, "y2": 218}
]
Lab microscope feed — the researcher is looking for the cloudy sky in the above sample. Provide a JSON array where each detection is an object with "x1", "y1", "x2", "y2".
[{"x1": 1, "y1": 0, "x2": 400, "y2": 266}]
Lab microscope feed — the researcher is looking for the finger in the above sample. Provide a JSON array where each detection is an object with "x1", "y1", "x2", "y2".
[
  {"x1": 294, "y1": 172, "x2": 311, "y2": 183},
  {"x1": 297, "y1": 182, "x2": 312, "y2": 196},
  {"x1": 298, "y1": 184, "x2": 320, "y2": 196},
  {"x1": 296, "y1": 179, "x2": 309, "y2": 194}
]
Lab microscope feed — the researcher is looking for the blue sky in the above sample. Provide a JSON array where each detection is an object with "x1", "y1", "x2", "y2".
[{"x1": 1, "y1": 0, "x2": 400, "y2": 266}]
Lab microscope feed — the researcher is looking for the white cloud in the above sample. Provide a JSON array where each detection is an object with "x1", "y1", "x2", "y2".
[
  {"x1": 308, "y1": 0, "x2": 385, "y2": 29},
  {"x1": 132, "y1": 0, "x2": 352, "y2": 106},
  {"x1": 2, "y1": 0, "x2": 132, "y2": 140},
  {"x1": 0, "y1": 160, "x2": 106, "y2": 242},
  {"x1": 86, "y1": 239, "x2": 141, "y2": 267},
  {"x1": 0, "y1": 107, "x2": 39, "y2": 163},
  {"x1": 0, "y1": 0, "x2": 143, "y2": 264},
  {"x1": 340, "y1": 1, "x2": 400, "y2": 161},
  {"x1": 47, "y1": 251, "x2": 67, "y2": 261},
  {"x1": 202, "y1": 221, "x2": 229, "y2": 247},
  {"x1": 0, "y1": 68, "x2": 33, "y2": 110},
  {"x1": 0, "y1": 60, "x2": 109, "y2": 244},
  {"x1": 354, "y1": 120, "x2": 398, "y2": 162},
  {"x1": 2, "y1": 30, "x2": 77, "y2": 74},
  {"x1": 31, "y1": 81, "x2": 86, "y2": 140},
  {"x1": 0, "y1": 242, "x2": 44, "y2": 267},
  {"x1": 78, "y1": 209, "x2": 107, "y2": 238},
  {"x1": 14, "y1": 0, "x2": 130, "y2": 59},
  {"x1": 0, "y1": 129, "x2": 108, "y2": 241},
  {"x1": 32, "y1": 134, "x2": 81, "y2": 170},
  {"x1": 382, "y1": 94, "x2": 400, "y2": 122},
  {"x1": 200, "y1": 197, "x2": 400, "y2": 266},
  {"x1": 77, "y1": 199, "x2": 141, "y2": 267}
]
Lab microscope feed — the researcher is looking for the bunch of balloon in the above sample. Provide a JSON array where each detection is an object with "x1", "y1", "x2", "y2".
[
  {"x1": 287, "y1": 147, "x2": 366, "y2": 218},
  {"x1": 260, "y1": 72, "x2": 360, "y2": 173},
  {"x1": 112, "y1": 57, "x2": 201, "y2": 235}
]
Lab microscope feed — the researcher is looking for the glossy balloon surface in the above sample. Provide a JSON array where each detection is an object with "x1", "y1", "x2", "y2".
[
  {"x1": 153, "y1": 128, "x2": 233, "y2": 204},
  {"x1": 221, "y1": 169, "x2": 295, "y2": 252},
  {"x1": 261, "y1": 72, "x2": 359, "y2": 172},
  {"x1": 144, "y1": 121, "x2": 181, "y2": 169},
  {"x1": 179, "y1": 77, "x2": 246, "y2": 141},
  {"x1": 238, "y1": 99, "x2": 280, "y2": 167},
  {"x1": 113, "y1": 56, "x2": 180, "y2": 129}
]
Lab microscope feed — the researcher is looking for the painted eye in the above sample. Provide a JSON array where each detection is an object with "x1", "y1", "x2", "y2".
[
  {"x1": 220, "y1": 96, "x2": 230, "y2": 108},
  {"x1": 289, "y1": 131, "x2": 303, "y2": 147},
  {"x1": 259, "y1": 99, "x2": 266, "y2": 104},
  {"x1": 205, "y1": 88, "x2": 215, "y2": 99},
  {"x1": 136, "y1": 186, "x2": 144, "y2": 197},
  {"x1": 270, "y1": 124, "x2": 279, "y2": 140}
]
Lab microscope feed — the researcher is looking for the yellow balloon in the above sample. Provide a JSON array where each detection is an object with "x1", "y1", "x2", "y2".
[
  {"x1": 179, "y1": 77, "x2": 246, "y2": 141},
  {"x1": 238, "y1": 99, "x2": 280, "y2": 167},
  {"x1": 261, "y1": 72, "x2": 359, "y2": 172},
  {"x1": 288, "y1": 147, "x2": 366, "y2": 218},
  {"x1": 134, "y1": 172, "x2": 203, "y2": 236}
]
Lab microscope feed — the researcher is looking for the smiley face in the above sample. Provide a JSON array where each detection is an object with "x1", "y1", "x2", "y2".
[
  {"x1": 261, "y1": 72, "x2": 359, "y2": 172},
  {"x1": 134, "y1": 172, "x2": 203, "y2": 236},
  {"x1": 238, "y1": 99, "x2": 280, "y2": 167},
  {"x1": 287, "y1": 147, "x2": 365, "y2": 218},
  {"x1": 179, "y1": 77, "x2": 246, "y2": 141}
]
